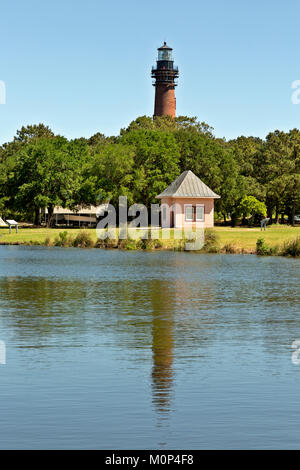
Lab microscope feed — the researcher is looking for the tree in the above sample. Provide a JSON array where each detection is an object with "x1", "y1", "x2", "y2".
[
  {"x1": 238, "y1": 196, "x2": 267, "y2": 224},
  {"x1": 120, "y1": 129, "x2": 181, "y2": 206},
  {"x1": 261, "y1": 130, "x2": 300, "y2": 221},
  {"x1": 1, "y1": 116, "x2": 299, "y2": 229},
  {"x1": 14, "y1": 123, "x2": 55, "y2": 144},
  {"x1": 228, "y1": 136, "x2": 264, "y2": 179},
  {"x1": 216, "y1": 152, "x2": 243, "y2": 225},
  {"x1": 87, "y1": 143, "x2": 135, "y2": 207},
  {"x1": 6, "y1": 137, "x2": 88, "y2": 226}
]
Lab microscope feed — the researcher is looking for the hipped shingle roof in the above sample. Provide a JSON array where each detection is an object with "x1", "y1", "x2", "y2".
[{"x1": 156, "y1": 170, "x2": 220, "y2": 199}]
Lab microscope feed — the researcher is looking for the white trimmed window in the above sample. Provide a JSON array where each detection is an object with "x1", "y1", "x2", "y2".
[
  {"x1": 185, "y1": 206, "x2": 194, "y2": 222},
  {"x1": 196, "y1": 205, "x2": 204, "y2": 222}
]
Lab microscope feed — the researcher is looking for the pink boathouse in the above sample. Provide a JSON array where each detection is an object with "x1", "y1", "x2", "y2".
[{"x1": 157, "y1": 170, "x2": 220, "y2": 229}]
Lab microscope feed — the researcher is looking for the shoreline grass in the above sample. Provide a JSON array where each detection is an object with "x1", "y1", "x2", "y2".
[{"x1": 0, "y1": 226, "x2": 300, "y2": 257}]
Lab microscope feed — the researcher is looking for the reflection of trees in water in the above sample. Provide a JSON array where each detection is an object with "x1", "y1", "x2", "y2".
[
  {"x1": 0, "y1": 270, "x2": 219, "y2": 418},
  {"x1": 1, "y1": 253, "x2": 299, "y2": 425},
  {"x1": 150, "y1": 280, "x2": 175, "y2": 416},
  {"x1": 0, "y1": 277, "x2": 87, "y2": 342},
  {"x1": 149, "y1": 276, "x2": 217, "y2": 417}
]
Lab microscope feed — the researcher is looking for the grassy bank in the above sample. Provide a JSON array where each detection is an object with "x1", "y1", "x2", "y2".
[
  {"x1": 214, "y1": 225, "x2": 300, "y2": 251},
  {"x1": 0, "y1": 225, "x2": 300, "y2": 256}
]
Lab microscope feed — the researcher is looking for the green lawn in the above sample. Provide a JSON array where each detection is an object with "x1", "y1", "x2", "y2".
[
  {"x1": 0, "y1": 225, "x2": 299, "y2": 252},
  {"x1": 0, "y1": 228, "x2": 96, "y2": 245},
  {"x1": 214, "y1": 225, "x2": 300, "y2": 251}
]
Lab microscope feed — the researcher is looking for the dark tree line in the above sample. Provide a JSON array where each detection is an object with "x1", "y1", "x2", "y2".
[{"x1": 0, "y1": 117, "x2": 299, "y2": 226}]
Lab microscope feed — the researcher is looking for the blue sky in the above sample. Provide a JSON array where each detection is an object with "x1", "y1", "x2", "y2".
[{"x1": 1, "y1": 0, "x2": 300, "y2": 144}]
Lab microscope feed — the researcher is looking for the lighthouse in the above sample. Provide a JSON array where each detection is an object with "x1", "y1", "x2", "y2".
[{"x1": 152, "y1": 42, "x2": 179, "y2": 118}]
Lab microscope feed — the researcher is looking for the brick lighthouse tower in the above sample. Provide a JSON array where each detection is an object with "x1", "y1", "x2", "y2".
[{"x1": 152, "y1": 42, "x2": 179, "y2": 118}]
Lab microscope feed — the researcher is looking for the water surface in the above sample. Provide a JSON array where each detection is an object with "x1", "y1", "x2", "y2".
[{"x1": 0, "y1": 246, "x2": 299, "y2": 449}]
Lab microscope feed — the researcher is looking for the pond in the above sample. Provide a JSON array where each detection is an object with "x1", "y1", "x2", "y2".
[{"x1": 0, "y1": 246, "x2": 299, "y2": 449}]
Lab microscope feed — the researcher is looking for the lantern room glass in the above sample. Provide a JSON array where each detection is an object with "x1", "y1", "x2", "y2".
[{"x1": 158, "y1": 49, "x2": 173, "y2": 61}]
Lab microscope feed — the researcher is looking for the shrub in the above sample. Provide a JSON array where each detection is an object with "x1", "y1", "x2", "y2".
[
  {"x1": 54, "y1": 231, "x2": 73, "y2": 247},
  {"x1": 256, "y1": 238, "x2": 278, "y2": 256},
  {"x1": 173, "y1": 239, "x2": 185, "y2": 251},
  {"x1": 28, "y1": 240, "x2": 42, "y2": 246},
  {"x1": 223, "y1": 243, "x2": 238, "y2": 254},
  {"x1": 154, "y1": 239, "x2": 163, "y2": 249},
  {"x1": 205, "y1": 244, "x2": 221, "y2": 253},
  {"x1": 44, "y1": 236, "x2": 52, "y2": 247},
  {"x1": 105, "y1": 238, "x2": 119, "y2": 249},
  {"x1": 140, "y1": 238, "x2": 163, "y2": 250},
  {"x1": 94, "y1": 238, "x2": 106, "y2": 248},
  {"x1": 135, "y1": 239, "x2": 145, "y2": 250},
  {"x1": 73, "y1": 230, "x2": 94, "y2": 248},
  {"x1": 118, "y1": 238, "x2": 137, "y2": 250},
  {"x1": 281, "y1": 237, "x2": 300, "y2": 257},
  {"x1": 95, "y1": 237, "x2": 119, "y2": 249},
  {"x1": 203, "y1": 228, "x2": 219, "y2": 252},
  {"x1": 204, "y1": 228, "x2": 218, "y2": 244}
]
